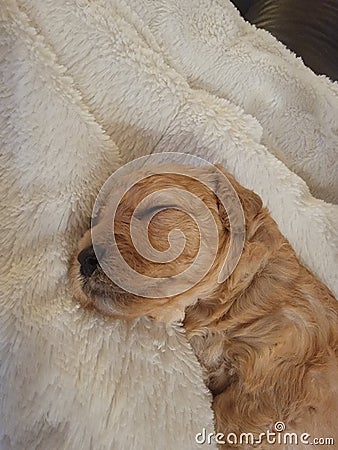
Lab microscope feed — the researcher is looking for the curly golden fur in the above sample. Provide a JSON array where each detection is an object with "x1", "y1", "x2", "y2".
[{"x1": 70, "y1": 164, "x2": 338, "y2": 449}]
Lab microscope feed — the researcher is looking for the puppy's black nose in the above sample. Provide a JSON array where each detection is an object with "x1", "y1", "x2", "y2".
[{"x1": 78, "y1": 245, "x2": 98, "y2": 278}]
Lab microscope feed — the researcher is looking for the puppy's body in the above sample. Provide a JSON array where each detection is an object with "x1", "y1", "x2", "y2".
[
  {"x1": 70, "y1": 165, "x2": 338, "y2": 448},
  {"x1": 184, "y1": 213, "x2": 338, "y2": 445}
]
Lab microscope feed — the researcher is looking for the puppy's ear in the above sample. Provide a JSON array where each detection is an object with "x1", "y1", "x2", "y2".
[{"x1": 212, "y1": 164, "x2": 263, "y2": 230}]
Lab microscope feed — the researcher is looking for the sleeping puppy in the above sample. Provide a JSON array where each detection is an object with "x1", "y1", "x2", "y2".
[{"x1": 69, "y1": 164, "x2": 338, "y2": 448}]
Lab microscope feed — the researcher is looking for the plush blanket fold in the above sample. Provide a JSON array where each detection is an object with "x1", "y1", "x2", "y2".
[{"x1": 1, "y1": 0, "x2": 337, "y2": 449}]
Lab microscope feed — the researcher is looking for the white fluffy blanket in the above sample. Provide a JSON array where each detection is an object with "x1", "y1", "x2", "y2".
[{"x1": 1, "y1": 1, "x2": 337, "y2": 449}]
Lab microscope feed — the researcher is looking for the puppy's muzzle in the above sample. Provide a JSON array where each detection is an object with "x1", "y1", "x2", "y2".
[{"x1": 77, "y1": 244, "x2": 106, "y2": 278}]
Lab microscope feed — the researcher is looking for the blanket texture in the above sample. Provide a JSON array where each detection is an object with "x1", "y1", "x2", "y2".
[
  {"x1": 1, "y1": 1, "x2": 337, "y2": 449},
  {"x1": 128, "y1": 0, "x2": 338, "y2": 204}
]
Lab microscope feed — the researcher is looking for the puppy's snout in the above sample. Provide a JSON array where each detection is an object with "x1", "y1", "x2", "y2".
[{"x1": 78, "y1": 245, "x2": 99, "y2": 278}]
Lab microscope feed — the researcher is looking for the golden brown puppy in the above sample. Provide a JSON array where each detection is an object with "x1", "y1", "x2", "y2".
[{"x1": 70, "y1": 164, "x2": 338, "y2": 449}]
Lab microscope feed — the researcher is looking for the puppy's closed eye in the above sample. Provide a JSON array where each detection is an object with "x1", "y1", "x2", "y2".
[{"x1": 134, "y1": 204, "x2": 176, "y2": 220}]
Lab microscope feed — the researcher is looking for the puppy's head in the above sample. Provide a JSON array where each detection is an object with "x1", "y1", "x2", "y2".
[{"x1": 69, "y1": 164, "x2": 263, "y2": 323}]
